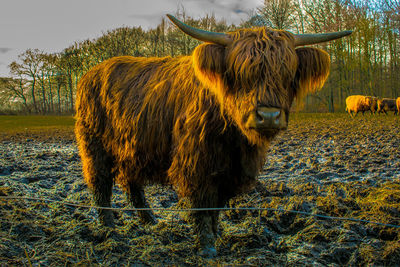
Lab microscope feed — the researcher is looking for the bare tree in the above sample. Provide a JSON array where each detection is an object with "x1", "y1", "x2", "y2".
[
  {"x1": 257, "y1": 0, "x2": 297, "y2": 30},
  {"x1": 9, "y1": 49, "x2": 43, "y2": 113},
  {"x1": 0, "y1": 77, "x2": 30, "y2": 113}
]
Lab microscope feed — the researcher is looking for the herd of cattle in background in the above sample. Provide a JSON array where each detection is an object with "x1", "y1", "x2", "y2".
[{"x1": 345, "y1": 95, "x2": 400, "y2": 117}]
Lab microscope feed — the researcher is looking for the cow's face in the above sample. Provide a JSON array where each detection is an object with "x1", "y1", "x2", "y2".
[
  {"x1": 193, "y1": 28, "x2": 330, "y2": 145},
  {"x1": 167, "y1": 14, "x2": 350, "y2": 146}
]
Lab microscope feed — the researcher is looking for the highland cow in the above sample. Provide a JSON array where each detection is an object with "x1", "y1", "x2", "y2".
[
  {"x1": 377, "y1": 98, "x2": 398, "y2": 115},
  {"x1": 75, "y1": 14, "x2": 351, "y2": 257},
  {"x1": 345, "y1": 95, "x2": 377, "y2": 117},
  {"x1": 368, "y1": 96, "x2": 378, "y2": 114},
  {"x1": 396, "y1": 97, "x2": 400, "y2": 115}
]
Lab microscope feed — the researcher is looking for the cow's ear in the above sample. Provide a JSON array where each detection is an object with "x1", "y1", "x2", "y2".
[
  {"x1": 295, "y1": 47, "x2": 330, "y2": 100},
  {"x1": 192, "y1": 43, "x2": 227, "y2": 96}
]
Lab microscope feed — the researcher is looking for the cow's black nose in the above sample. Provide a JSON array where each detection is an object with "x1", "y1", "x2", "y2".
[{"x1": 251, "y1": 107, "x2": 287, "y2": 130}]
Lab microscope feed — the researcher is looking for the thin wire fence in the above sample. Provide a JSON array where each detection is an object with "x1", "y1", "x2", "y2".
[{"x1": 1, "y1": 195, "x2": 399, "y2": 229}]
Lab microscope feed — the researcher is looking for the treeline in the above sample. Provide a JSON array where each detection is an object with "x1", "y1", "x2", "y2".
[
  {"x1": 0, "y1": 0, "x2": 399, "y2": 114},
  {"x1": 0, "y1": 12, "x2": 234, "y2": 114}
]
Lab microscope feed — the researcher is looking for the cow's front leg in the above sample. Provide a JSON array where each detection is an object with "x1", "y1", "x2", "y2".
[
  {"x1": 188, "y1": 188, "x2": 221, "y2": 257},
  {"x1": 192, "y1": 211, "x2": 217, "y2": 257}
]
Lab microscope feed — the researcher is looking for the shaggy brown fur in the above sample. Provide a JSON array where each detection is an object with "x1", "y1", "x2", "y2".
[
  {"x1": 369, "y1": 96, "x2": 379, "y2": 114},
  {"x1": 396, "y1": 97, "x2": 400, "y2": 115},
  {"x1": 345, "y1": 95, "x2": 377, "y2": 117},
  {"x1": 75, "y1": 26, "x2": 330, "y2": 255},
  {"x1": 377, "y1": 98, "x2": 398, "y2": 115}
]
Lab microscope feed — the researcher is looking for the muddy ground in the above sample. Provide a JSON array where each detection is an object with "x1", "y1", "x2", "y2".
[{"x1": 0, "y1": 113, "x2": 399, "y2": 266}]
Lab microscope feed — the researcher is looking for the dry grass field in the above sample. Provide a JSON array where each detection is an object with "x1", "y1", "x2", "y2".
[{"x1": 0, "y1": 113, "x2": 399, "y2": 266}]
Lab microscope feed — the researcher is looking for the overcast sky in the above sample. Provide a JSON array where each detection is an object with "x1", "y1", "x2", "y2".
[{"x1": 0, "y1": 0, "x2": 263, "y2": 77}]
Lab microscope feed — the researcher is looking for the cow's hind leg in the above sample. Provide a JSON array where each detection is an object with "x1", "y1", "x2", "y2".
[
  {"x1": 76, "y1": 126, "x2": 115, "y2": 227},
  {"x1": 127, "y1": 182, "x2": 157, "y2": 225}
]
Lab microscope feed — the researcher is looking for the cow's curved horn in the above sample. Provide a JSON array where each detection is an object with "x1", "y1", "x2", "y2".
[
  {"x1": 294, "y1": 31, "x2": 353, "y2": 46},
  {"x1": 167, "y1": 14, "x2": 232, "y2": 46}
]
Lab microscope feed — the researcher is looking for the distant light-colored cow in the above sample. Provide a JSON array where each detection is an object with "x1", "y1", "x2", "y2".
[
  {"x1": 345, "y1": 95, "x2": 377, "y2": 117},
  {"x1": 377, "y1": 98, "x2": 398, "y2": 115}
]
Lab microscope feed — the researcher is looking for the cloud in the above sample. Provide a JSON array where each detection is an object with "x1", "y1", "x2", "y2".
[
  {"x1": 128, "y1": 12, "x2": 166, "y2": 20},
  {"x1": 0, "y1": 48, "x2": 12, "y2": 54},
  {"x1": 127, "y1": 0, "x2": 260, "y2": 28},
  {"x1": 128, "y1": 12, "x2": 167, "y2": 29},
  {"x1": 179, "y1": 0, "x2": 260, "y2": 23},
  {"x1": 191, "y1": 0, "x2": 256, "y2": 13}
]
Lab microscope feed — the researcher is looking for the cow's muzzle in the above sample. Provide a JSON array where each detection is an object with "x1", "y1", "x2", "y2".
[{"x1": 246, "y1": 107, "x2": 287, "y2": 131}]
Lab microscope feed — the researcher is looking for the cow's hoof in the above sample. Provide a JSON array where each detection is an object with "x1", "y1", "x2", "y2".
[
  {"x1": 198, "y1": 246, "x2": 217, "y2": 258},
  {"x1": 101, "y1": 218, "x2": 115, "y2": 228},
  {"x1": 100, "y1": 211, "x2": 115, "y2": 228},
  {"x1": 139, "y1": 211, "x2": 158, "y2": 225}
]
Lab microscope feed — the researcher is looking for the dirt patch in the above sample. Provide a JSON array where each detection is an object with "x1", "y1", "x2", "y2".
[{"x1": 1, "y1": 113, "x2": 399, "y2": 265}]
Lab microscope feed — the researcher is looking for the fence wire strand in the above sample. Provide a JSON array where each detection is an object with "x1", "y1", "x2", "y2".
[{"x1": 1, "y1": 195, "x2": 399, "y2": 229}]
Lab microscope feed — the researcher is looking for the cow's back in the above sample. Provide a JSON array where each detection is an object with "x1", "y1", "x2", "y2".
[
  {"x1": 346, "y1": 95, "x2": 366, "y2": 112},
  {"x1": 75, "y1": 56, "x2": 198, "y2": 184},
  {"x1": 76, "y1": 56, "x2": 173, "y2": 132},
  {"x1": 378, "y1": 98, "x2": 397, "y2": 112}
]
